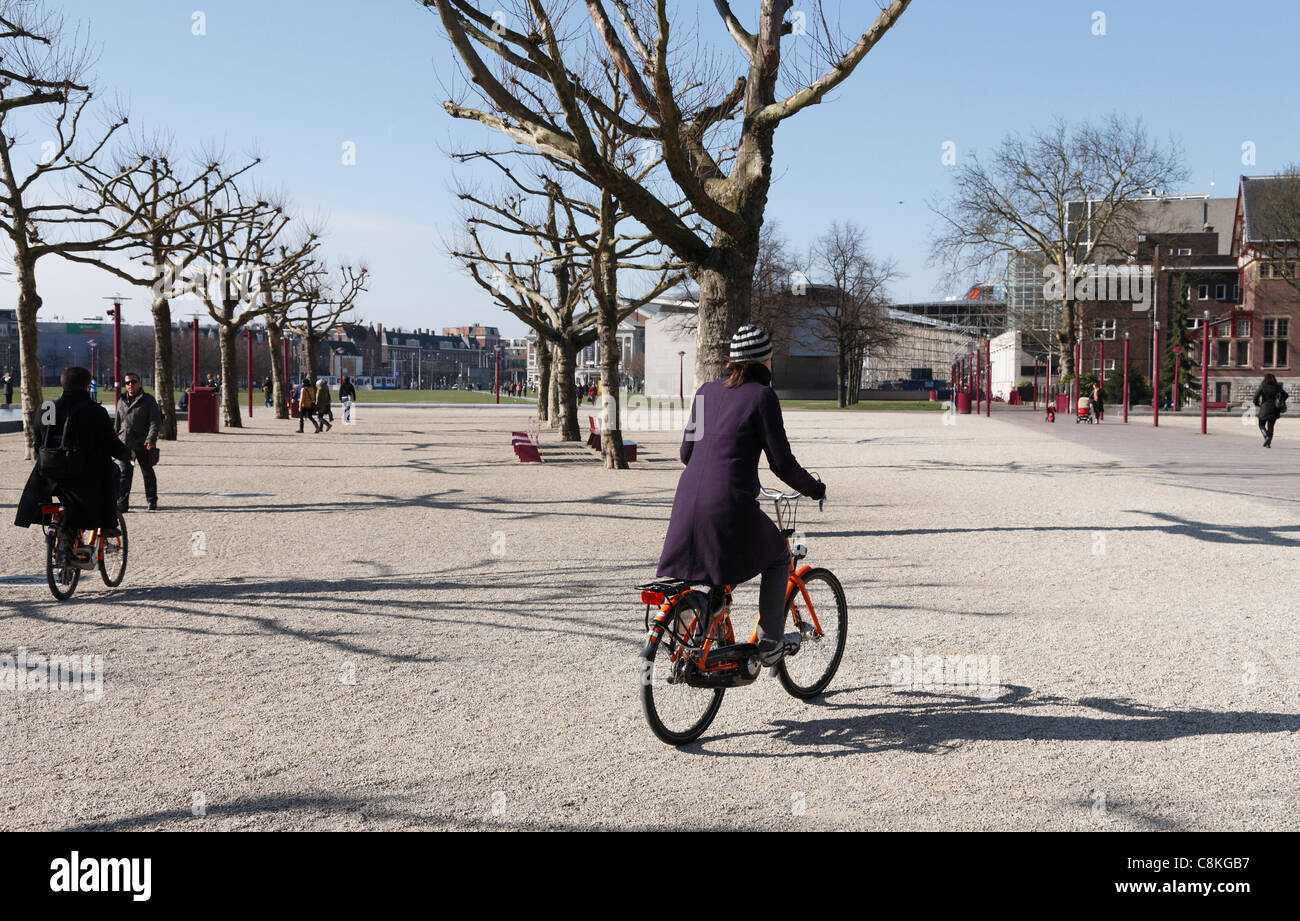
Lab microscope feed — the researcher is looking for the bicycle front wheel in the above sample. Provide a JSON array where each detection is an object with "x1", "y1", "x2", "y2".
[
  {"x1": 640, "y1": 593, "x2": 725, "y2": 746},
  {"x1": 98, "y1": 511, "x2": 128, "y2": 587},
  {"x1": 776, "y1": 568, "x2": 847, "y2": 699},
  {"x1": 46, "y1": 531, "x2": 80, "y2": 601}
]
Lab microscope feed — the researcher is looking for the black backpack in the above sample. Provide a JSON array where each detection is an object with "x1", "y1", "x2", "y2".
[
  {"x1": 1276, "y1": 389, "x2": 1289, "y2": 415},
  {"x1": 37, "y1": 405, "x2": 90, "y2": 480}
]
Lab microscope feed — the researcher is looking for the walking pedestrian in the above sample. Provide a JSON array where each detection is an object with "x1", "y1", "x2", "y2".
[
  {"x1": 316, "y1": 378, "x2": 334, "y2": 431},
  {"x1": 114, "y1": 371, "x2": 162, "y2": 512},
  {"x1": 3, "y1": 371, "x2": 13, "y2": 409},
  {"x1": 262, "y1": 376, "x2": 272, "y2": 408},
  {"x1": 1253, "y1": 373, "x2": 1287, "y2": 448},
  {"x1": 297, "y1": 375, "x2": 320, "y2": 433},
  {"x1": 339, "y1": 374, "x2": 356, "y2": 423},
  {"x1": 1090, "y1": 383, "x2": 1105, "y2": 423}
]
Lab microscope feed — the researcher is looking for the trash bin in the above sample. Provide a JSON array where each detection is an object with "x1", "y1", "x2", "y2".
[
  {"x1": 1055, "y1": 394, "x2": 1069, "y2": 414},
  {"x1": 928, "y1": 390, "x2": 938, "y2": 401},
  {"x1": 956, "y1": 392, "x2": 972, "y2": 414},
  {"x1": 187, "y1": 387, "x2": 220, "y2": 433}
]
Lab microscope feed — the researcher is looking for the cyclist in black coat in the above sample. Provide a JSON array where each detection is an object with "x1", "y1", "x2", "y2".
[
  {"x1": 14, "y1": 367, "x2": 132, "y2": 534},
  {"x1": 1253, "y1": 373, "x2": 1286, "y2": 448}
]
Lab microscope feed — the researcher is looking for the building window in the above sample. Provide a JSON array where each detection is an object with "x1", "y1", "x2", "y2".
[
  {"x1": 1198, "y1": 284, "x2": 1209, "y2": 299},
  {"x1": 1093, "y1": 318, "x2": 1116, "y2": 340},
  {"x1": 1235, "y1": 341, "x2": 1250, "y2": 367},
  {"x1": 1215, "y1": 340, "x2": 1230, "y2": 367},
  {"x1": 1091, "y1": 358, "x2": 1117, "y2": 374},
  {"x1": 1235, "y1": 317, "x2": 1251, "y2": 337},
  {"x1": 1232, "y1": 284, "x2": 1240, "y2": 301},
  {"x1": 1178, "y1": 248, "x2": 1192, "y2": 256},
  {"x1": 1264, "y1": 261, "x2": 1297, "y2": 281},
  {"x1": 1263, "y1": 318, "x2": 1289, "y2": 368},
  {"x1": 1216, "y1": 284, "x2": 1227, "y2": 300}
]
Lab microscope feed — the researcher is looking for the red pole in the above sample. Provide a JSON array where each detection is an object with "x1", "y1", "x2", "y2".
[
  {"x1": 1073, "y1": 342, "x2": 1080, "y2": 409},
  {"x1": 1152, "y1": 323, "x2": 1160, "y2": 427},
  {"x1": 1098, "y1": 339, "x2": 1105, "y2": 419},
  {"x1": 1123, "y1": 335, "x2": 1130, "y2": 423},
  {"x1": 1201, "y1": 312, "x2": 1210, "y2": 434},
  {"x1": 191, "y1": 318, "x2": 199, "y2": 391},
  {"x1": 975, "y1": 349, "x2": 982, "y2": 415},
  {"x1": 985, "y1": 338, "x2": 991, "y2": 416},
  {"x1": 112, "y1": 301, "x2": 122, "y2": 404},
  {"x1": 1033, "y1": 359, "x2": 1039, "y2": 409},
  {"x1": 494, "y1": 347, "x2": 500, "y2": 404},
  {"x1": 247, "y1": 327, "x2": 253, "y2": 418}
]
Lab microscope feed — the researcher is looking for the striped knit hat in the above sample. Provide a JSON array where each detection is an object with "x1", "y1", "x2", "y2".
[{"x1": 729, "y1": 324, "x2": 773, "y2": 363}]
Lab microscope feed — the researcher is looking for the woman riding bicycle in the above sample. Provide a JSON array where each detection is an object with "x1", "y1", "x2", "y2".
[{"x1": 656, "y1": 325, "x2": 827, "y2": 665}]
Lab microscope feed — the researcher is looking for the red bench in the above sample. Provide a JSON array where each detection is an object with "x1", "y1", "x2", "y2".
[
  {"x1": 511, "y1": 431, "x2": 542, "y2": 463},
  {"x1": 587, "y1": 417, "x2": 636, "y2": 461}
]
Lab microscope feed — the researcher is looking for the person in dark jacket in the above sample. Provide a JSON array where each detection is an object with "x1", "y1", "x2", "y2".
[
  {"x1": 114, "y1": 372, "x2": 162, "y2": 511},
  {"x1": 338, "y1": 375, "x2": 356, "y2": 423},
  {"x1": 262, "y1": 376, "x2": 273, "y2": 408},
  {"x1": 1253, "y1": 373, "x2": 1286, "y2": 448},
  {"x1": 1090, "y1": 383, "x2": 1105, "y2": 423},
  {"x1": 3, "y1": 371, "x2": 13, "y2": 408},
  {"x1": 15, "y1": 366, "x2": 131, "y2": 537},
  {"x1": 656, "y1": 325, "x2": 827, "y2": 665}
]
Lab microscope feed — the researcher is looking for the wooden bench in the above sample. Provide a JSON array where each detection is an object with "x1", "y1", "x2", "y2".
[{"x1": 1204, "y1": 401, "x2": 1228, "y2": 411}]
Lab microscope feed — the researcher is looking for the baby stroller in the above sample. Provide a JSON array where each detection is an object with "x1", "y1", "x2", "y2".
[{"x1": 1076, "y1": 396, "x2": 1094, "y2": 423}]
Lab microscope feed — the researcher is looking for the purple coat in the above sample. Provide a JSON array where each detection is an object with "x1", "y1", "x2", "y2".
[{"x1": 657, "y1": 365, "x2": 825, "y2": 587}]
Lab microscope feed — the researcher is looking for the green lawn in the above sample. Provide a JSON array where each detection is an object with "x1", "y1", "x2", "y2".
[{"x1": 781, "y1": 399, "x2": 945, "y2": 412}]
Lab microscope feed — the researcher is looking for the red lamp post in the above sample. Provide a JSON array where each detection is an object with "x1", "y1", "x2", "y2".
[
  {"x1": 975, "y1": 348, "x2": 982, "y2": 415},
  {"x1": 246, "y1": 327, "x2": 253, "y2": 418},
  {"x1": 191, "y1": 318, "x2": 199, "y2": 391},
  {"x1": 985, "y1": 338, "x2": 991, "y2": 416},
  {"x1": 1122, "y1": 331, "x2": 1130, "y2": 423},
  {"x1": 1201, "y1": 310, "x2": 1210, "y2": 435},
  {"x1": 494, "y1": 345, "x2": 501, "y2": 404},
  {"x1": 110, "y1": 300, "x2": 123, "y2": 404},
  {"x1": 1152, "y1": 321, "x2": 1160, "y2": 427},
  {"x1": 678, "y1": 350, "x2": 686, "y2": 405}
]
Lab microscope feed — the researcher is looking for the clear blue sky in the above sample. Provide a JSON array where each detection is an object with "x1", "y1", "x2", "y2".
[{"x1": 13, "y1": 0, "x2": 1300, "y2": 336}]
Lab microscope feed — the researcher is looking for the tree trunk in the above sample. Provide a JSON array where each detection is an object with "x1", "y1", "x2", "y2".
[
  {"x1": 303, "y1": 334, "x2": 320, "y2": 383},
  {"x1": 694, "y1": 253, "x2": 756, "y2": 388},
  {"x1": 548, "y1": 342, "x2": 561, "y2": 428},
  {"x1": 218, "y1": 324, "x2": 242, "y2": 428},
  {"x1": 267, "y1": 321, "x2": 289, "y2": 419},
  {"x1": 151, "y1": 296, "x2": 178, "y2": 440},
  {"x1": 555, "y1": 339, "x2": 580, "y2": 441},
  {"x1": 536, "y1": 341, "x2": 552, "y2": 423},
  {"x1": 597, "y1": 306, "x2": 626, "y2": 470},
  {"x1": 1059, "y1": 297, "x2": 1078, "y2": 377},
  {"x1": 15, "y1": 259, "x2": 43, "y2": 459}
]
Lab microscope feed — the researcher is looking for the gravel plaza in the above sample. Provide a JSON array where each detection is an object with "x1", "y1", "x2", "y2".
[{"x1": 2, "y1": 404, "x2": 1298, "y2": 831}]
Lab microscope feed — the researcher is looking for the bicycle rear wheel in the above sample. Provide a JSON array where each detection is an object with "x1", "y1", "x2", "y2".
[
  {"x1": 98, "y1": 511, "x2": 128, "y2": 587},
  {"x1": 45, "y1": 530, "x2": 80, "y2": 601},
  {"x1": 640, "y1": 593, "x2": 725, "y2": 746},
  {"x1": 775, "y1": 568, "x2": 847, "y2": 699}
]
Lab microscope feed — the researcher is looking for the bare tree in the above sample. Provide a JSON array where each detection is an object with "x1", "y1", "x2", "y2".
[
  {"x1": 67, "y1": 141, "x2": 261, "y2": 439},
  {"x1": 278, "y1": 259, "x2": 368, "y2": 383},
  {"x1": 428, "y1": 0, "x2": 912, "y2": 388},
  {"x1": 805, "y1": 221, "x2": 897, "y2": 406},
  {"x1": 0, "y1": 1, "x2": 136, "y2": 456},
  {"x1": 187, "y1": 181, "x2": 318, "y2": 427},
  {"x1": 1252, "y1": 164, "x2": 1300, "y2": 302},
  {"x1": 930, "y1": 114, "x2": 1186, "y2": 377}
]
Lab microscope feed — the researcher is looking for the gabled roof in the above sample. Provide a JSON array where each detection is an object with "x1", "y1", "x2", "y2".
[{"x1": 1238, "y1": 174, "x2": 1297, "y2": 245}]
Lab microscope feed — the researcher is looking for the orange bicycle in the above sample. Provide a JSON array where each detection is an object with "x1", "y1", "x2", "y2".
[
  {"x1": 637, "y1": 484, "x2": 847, "y2": 745},
  {"x1": 41, "y1": 503, "x2": 128, "y2": 601}
]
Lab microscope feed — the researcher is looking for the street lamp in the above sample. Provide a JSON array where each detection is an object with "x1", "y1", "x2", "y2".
[
  {"x1": 1123, "y1": 331, "x2": 1130, "y2": 423},
  {"x1": 677, "y1": 350, "x2": 686, "y2": 405}
]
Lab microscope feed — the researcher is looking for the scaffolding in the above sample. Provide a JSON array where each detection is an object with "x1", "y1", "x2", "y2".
[{"x1": 863, "y1": 298, "x2": 1010, "y2": 387}]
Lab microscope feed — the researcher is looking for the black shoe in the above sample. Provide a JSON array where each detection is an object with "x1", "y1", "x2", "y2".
[
  {"x1": 147, "y1": 499, "x2": 158, "y2": 510},
  {"x1": 117, "y1": 502, "x2": 129, "y2": 514},
  {"x1": 757, "y1": 634, "x2": 801, "y2": 666}
]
